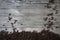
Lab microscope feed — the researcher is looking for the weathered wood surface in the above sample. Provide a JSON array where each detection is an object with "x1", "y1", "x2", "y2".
[{"x1": 0, "y1": 0, "x2": 60, "y2": 34}]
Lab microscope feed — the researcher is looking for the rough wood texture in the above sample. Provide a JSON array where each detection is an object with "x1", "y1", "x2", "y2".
[{"x1": 0, "y1": 0, "x2": 60, "y2": 34}]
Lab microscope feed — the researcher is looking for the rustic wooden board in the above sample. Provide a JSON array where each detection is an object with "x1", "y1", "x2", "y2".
[{"x1": 0, "y1": 0, "x2": 60, "y2": 34}]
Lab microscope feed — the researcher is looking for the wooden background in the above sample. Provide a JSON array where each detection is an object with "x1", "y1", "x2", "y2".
[{"x1": 0, "y1": 0, "x2": 60, "y2": 34}]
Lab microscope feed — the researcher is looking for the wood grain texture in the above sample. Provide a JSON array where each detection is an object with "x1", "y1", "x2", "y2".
[{"x1": 0, "y1": 0, "x2": 60, "y2": 34}]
